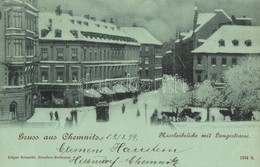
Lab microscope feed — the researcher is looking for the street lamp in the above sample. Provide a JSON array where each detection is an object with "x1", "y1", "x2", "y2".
[{"x1": 144, "y1": 103, "x2": 147, "y2": 123}]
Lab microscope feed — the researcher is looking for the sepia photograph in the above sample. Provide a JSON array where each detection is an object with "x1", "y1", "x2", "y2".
[{"x1": 0, "y1": 0, "x2": 259, "y2": 166}]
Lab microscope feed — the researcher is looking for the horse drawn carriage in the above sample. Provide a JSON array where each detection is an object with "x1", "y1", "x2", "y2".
[{"x1": 151, "y1": 107, "x2": 202, "y2": 125}]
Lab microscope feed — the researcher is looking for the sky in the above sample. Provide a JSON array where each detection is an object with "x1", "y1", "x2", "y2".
[{"x1": 38, "y1": 0, "x2": 260, "y2": 43}]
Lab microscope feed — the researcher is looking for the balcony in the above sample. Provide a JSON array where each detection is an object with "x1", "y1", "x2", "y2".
[{"x1": 5, "y1": 56, "x2": 37, "y2": 64}]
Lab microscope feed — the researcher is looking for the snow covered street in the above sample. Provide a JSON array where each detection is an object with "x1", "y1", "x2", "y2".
[{"x1": 26, "y1": 90, "x2": 260, "y2": 129}]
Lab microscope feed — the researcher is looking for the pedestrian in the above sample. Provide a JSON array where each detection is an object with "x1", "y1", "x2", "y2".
[
  {"x1": 54, "y1": 111, "x2": 59, "y2": 121},
  {"x1": 49, "y1": 111, "x2": 53, "y2": 121},
  {"x1": 65, "y1": 117, "x2": 70, "y2": 128},
  {"x1": 122, "y1": 104, "x2": 125, "y2": 114},
  {"x1": 136, "y1": 109, "x2": 140, "y2": 117}
]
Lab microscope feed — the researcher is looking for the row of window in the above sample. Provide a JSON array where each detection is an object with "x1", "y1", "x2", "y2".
[
  {"x1": 41, "y1": 47, "x2": 138, "y2": 61},
  {"x1": 218, "y1": 39, "x2": 252, "y2": 47},
  {"x1": 43, "y1": 29, "x2": 137, "y2": 43},
  {"x1": 40, "y1": 65, "x2": 138, "y2": 83},
  {"x1": 6, "y1": 11, "x2": 37, "y2": 32},
  {"x1": 197, "y1": 56, "x2": 238, "y2": 66},
  {"x1": 6, "y1": 39, "x2": 36, "y2": 57},
  {"x1": 70, "y1": 19, "x2": 116, "y2": 31}
]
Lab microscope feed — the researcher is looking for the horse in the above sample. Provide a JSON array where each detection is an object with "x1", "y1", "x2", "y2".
[
  {"x1": 219, "y1": 108, "x2": 232, "y2": 120},
  {"x1": 179, "y1": 108, "x2": 201, "y2": 122},
  {"x1": 161, "y1": 111, "x2": 178, "y2": 121}
]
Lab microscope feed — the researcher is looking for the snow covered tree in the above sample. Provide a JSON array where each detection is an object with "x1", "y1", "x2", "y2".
[
  {"x1": 223, "y1": 56, "x2": 260, "y2": 112},
  {"x1": 194, "y1": 80, "x2": 222, "y2": 121},
  {"x1": 160, "y1": 75, "x2": 190, "y2": 109}
]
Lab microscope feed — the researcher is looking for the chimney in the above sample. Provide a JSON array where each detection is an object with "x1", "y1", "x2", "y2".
[
  {"x1": 55, "y1": 5, "x2": 62, "y2": 16},
  {"x1": 231, "y1": 15, "x2": 237, "y2": 24},
  {"x1": 132, "y1": 22, "x2": 137, "y2": 27},
  {"x1": 110, "y1": 18, "x2": 114, "y2": 23},
  {"x1": 68, "y1": 10, "x2": 73, "y2": 16},
  {"x1": 90, "y1": 17, "x2": 96, "y2": 21},
  {"x1": 193, "y1": 3, "x2": 198, "y2": 31},
  {"x1": 101, "y1": 19, "x2": 106, "y2": 22},
  {"x1": 48, "y1": 18, "x2": 52, "y2": 31},
  {"x1": 84, "y1": 15, "x2": 90, "y2": 19}
]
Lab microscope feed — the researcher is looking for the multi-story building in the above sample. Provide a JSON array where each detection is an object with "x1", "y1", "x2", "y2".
[
  {"x1": 0, "y1": 0, "x2": 38, "y2": 121},
  {"x1": 121, "y1": 26, "x2": 163, "y2": 90},
  {"x1": 192, "y1": 25, "x2": 260, "y2": 86},
  {"x1": 36, "y1": 7, "x2": 140, "y2": 107},
  {"x1": 175, "y1": 7, "x2": 234, "y2": 84}
]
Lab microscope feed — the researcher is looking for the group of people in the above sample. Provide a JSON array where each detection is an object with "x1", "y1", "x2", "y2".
[
  {"x1": 49, "y1": 109, "x2": 78, "y2": 128},
  {"x1": 49, "y1": 111, "x2": 59, "y2": 121},
  {"x1": 121, "y1": 103, "x2": 141, "y2": 118},
  {"x1": 65, "y1": 109, "x2": 78, "y2": 128}
]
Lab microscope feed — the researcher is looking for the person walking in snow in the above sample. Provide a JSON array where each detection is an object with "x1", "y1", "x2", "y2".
[
  {"x1": 54, "y1": 111, "x2": 59, "y2": 121},
  {"x1": 137, "y1": 109, "x2": 140, "y2": 117},
  {"x1": 122, "y1": 104, "x2": 125, "y2": 114},
  {"x1": 49, "y1": 111, "x2": 53, "y2": 121}
]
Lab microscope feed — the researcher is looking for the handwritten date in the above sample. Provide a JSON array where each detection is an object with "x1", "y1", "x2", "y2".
[{"x1": 106, "y1": 133, "x2": 138, "y2": 141}]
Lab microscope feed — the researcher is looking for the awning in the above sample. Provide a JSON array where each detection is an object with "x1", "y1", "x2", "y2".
[
  {"x1": 113, "y1": 84, "x2": 128, "y2": 93},
  {"x1": 99, "y1": 87, "x2": 115, "y2": 95},
  {"x1": 84, "y1": 89, "x2": 102, "y2": 98},
  {"x1": 141, "y1": 79, "x2": 153, "y2": 82}
]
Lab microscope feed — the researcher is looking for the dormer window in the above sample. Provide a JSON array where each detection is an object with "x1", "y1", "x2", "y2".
[
  {"x1": 84, "y1": 22, "x2": 88, "y2": 26},
  {"x1": 245, "y1": 40, "x2": 252, "y2": 46},
  {"x1": 70, "y1": 20, "x2": 75, "y2": 24},
  {"x1": 104, "y1": 25, "x2": 108, "y2": 29},
  {"x1": 96, "y1": 24, "x2": 100, "y2": 27},
  {"x1": 77, "y1": 20, "x2": 82, "y2": 24},
  {"x1": 41, "y1": 29, "x2": 49, "y2": 37},
  {"x1": 55, "y1": 29, "x2": 62, "y2": 38},
  {"x1": 218, "y1": 39, "x2": 225, "y2": 47},
  {"x1": 232, "y1": 39, "x2": 239, "y2": 46},
  {"x1": 70, "y1": 30, "x2": 78, "y2": 38}
]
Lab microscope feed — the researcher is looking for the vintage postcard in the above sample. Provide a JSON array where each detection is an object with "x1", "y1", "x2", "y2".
[{"x1": 0, "y1": 0, "x2": 259, "y2": 167}]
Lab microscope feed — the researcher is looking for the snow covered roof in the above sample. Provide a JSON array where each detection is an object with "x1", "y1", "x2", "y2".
[
  {"x1": 120, "y1": 27, "x2": 162, "y2": 45},
  {"x1": 194, "y1": 13, "x2": 216, "y2": 33},
  {"x1": 38, "y1": 12, "x2": 139, "y2": 46},
  {"x1": 176, "y1": 9, "x2": 232, "y2": 43},
  {"x1": 192, "y1": 25, "x2": 260, "y2": 54}
]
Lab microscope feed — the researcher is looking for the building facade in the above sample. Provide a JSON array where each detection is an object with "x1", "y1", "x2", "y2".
[
  {"x1": 174, "y1": 7, "x2": 234, "y2": 84},
  {"x1": 36, "y1": 8, "x2": 140, "y2": 107},
  {"x1": 121, "y1": 27, "x2": 163, "y2": 90},
  {"x1": 0, "y1": 0, "x2": 38, "y2": 121},
  {"x1": 192, "y1": 25, "x2": 260, "y2": 86}
]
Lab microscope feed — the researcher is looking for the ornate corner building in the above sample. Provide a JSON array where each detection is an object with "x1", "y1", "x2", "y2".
[{"x1": 0, "y1": 0, "x2": 38, "y2": 121}]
